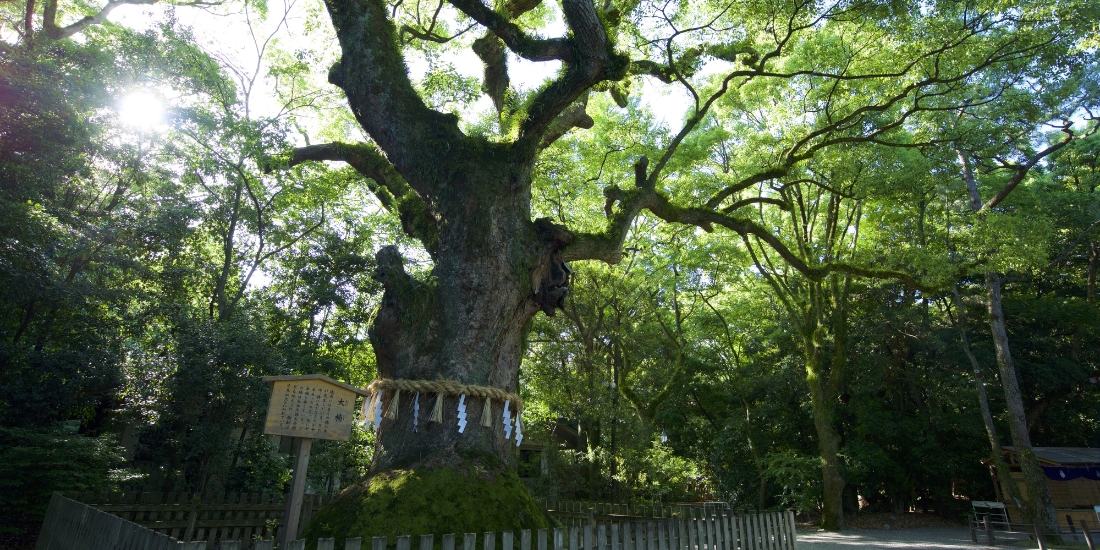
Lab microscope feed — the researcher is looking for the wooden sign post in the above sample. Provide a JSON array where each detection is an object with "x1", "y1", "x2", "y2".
[{"x1": 261, "y1": 374, "x2": 369, "y2": 548}]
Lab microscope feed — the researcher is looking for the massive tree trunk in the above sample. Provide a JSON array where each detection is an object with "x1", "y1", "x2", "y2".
[
  {"x1": 368, "y1": 163, "x2": 547, "y2": 473},
  {"x1": 301, "y1": 143, "x2": 575, "y2": 538},
  {"x1": 294, "y1": 0, "x2": 625, "y2": 539}
]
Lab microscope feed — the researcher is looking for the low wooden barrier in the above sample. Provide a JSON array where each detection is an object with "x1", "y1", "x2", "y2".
[
  {"x1": 63, "y1": 490, "x2": 332, "y2": 543},
  {"x1": 539, "y1": 500, "x2": 712, "y2": 521},
  {"x1": 35, "y1": 493, "x2": 205, "y2": 550},
  {"x1": 42, "y1": 492, "x2": 797, "y2": 550},
  {"x1": 277, "y1": 513, "x2": 798, "y2": 550}
]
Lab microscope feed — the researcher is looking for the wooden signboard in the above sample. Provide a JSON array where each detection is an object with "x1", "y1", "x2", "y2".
[
  {"x1": 260, "y1": 374, "x2": 369, "y2": 546},
  {"x1": 263, "y1": 375, "x2": 360, "y2": 441}
]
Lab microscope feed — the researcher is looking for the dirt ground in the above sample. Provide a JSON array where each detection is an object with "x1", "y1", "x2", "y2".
[{"x1": 797, "y1": 511, "x2": 968, "y2": 530}]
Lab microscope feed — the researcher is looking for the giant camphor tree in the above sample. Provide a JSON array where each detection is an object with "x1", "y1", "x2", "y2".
[{"x1": 255, "y1": 0, "x2": 1100, "y2": 537}]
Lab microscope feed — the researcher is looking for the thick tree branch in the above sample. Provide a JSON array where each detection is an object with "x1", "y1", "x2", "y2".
[
  {"x1": 513, "y1": 0, "x2": 626, "y2": 154},
  {"x1": 273, "y1": 142, "x2": 439, "y2": 257},
  {"x1": 561, "y1": 157, "x2": 651, "y2": 264},
  {"x1": 503, "y1": 0, "x2": 541, "y2": 17},
  {"x1": 564, "y1": 158, "x2": 938, "y2": 291},
  {"x1": 324, "y1": 0, "x2": 466, "y2": 197},
  {"x1": 473, "y1": 33, "x2": 509, "y2": 115},
  {"x1": 447, "y1": 0, "x2": 571, "y2": 62},
  {"x1": 42, "y1": 0, "x2": 157, "y2": 39},
  {"x1": 722, "y1": 196, "x2": 790, "y2": 213},
  {"x1": 980, "y1": 123, "x2": 1096, "y2": 211},
  {"x1": 539, "y1": 94, "x2": 593, "y2": 149}
]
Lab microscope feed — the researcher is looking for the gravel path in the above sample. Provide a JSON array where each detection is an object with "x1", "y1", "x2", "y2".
[{"x1": 796, "y1": 527, "x2": 1035, "y2": 549}]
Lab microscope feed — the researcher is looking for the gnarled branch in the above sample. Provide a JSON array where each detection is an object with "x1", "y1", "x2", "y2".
[
  {"x1": 539, "y1": 94, "x2": 593, "y2": 149},
  {"x1": 513, "y1": 0, "x2": 626, "y2": 154},
  {"x1": 42, "y1": 0, "x2": 158, "y2": 39},
  {"x1": 273, "y1": 142, "x2": 439, "y2": 257},
  {"x1": 564, "y1": 157, "x2": 938, "y2": 291},
  {"x1": 447, "y1": 0, "x2": 572, "y2": 62},
  {"x1": 325, "y1": 0, "x2": 465, "y2": 197}
]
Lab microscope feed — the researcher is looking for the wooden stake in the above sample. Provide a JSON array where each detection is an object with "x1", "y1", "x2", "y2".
[{"x1": 279, "y1": 437, "x2": 312, "y2": 550}]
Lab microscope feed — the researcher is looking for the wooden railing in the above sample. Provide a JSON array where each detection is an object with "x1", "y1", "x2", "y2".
[
  {"x1": 539, "y1": 500, "x2": 726, "y2": 524},
  {"x1": 280, "y1": 514, "x2": 798, "y2": 550},
  {"x1": 63, "y1": 489, "x2": 332, "y2": 543},
  {"x1": 41, "y1": 493, "x2": 798, "y2": 550}
]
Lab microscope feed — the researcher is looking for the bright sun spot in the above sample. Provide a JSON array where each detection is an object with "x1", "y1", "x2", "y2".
[{"x1": 118, "y1": 91, "x2": 164, "y2": 129}]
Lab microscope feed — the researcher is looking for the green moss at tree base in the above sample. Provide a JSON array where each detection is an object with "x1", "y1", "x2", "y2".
[{"x1": 301, "y1": 461, "x2": 551, "y2": 548}]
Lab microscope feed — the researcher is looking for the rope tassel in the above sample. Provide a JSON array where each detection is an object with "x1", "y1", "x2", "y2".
[
  {"x1": 480, "y1": 398, "x2": 493, "y2": 427},
  {"x1": 384, "y1": 389, "x2": 401, "y2": 420},
  {"x1": 369, "y1": 391, "x2": 383, "y2": 432},
  {"x1": 429, "y1": 393, "x2": 444, "y2": 423}
]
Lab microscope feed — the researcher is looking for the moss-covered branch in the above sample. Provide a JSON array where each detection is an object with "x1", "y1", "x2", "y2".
[
  {"x1": 324, "y1": 0, "x2": 466, "y2": 197},
  {"x1": 512, "y1": 0, "x2": 627, "y2": 155},
  {"x1": 277, "y1": 142, "x2": 439, "y2": 258},
  {"x1": 539, "y1": 94, "x2": 594, "y2": 149},
  {"x1": 448, "y1": 0, "x2": 571, "y2": 62}
]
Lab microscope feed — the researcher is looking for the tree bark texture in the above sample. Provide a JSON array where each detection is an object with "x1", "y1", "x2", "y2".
[
  {"x1": 950, "y1": 286, "x2": 1024, "y2": 509},
  {"x1": 985, "y1": 272, "x2": 1060, "y2": 540},
  {"x1": 958, "y1": 148, "x2": 1059, "y2": 541},
  {"x1": 808, "y1": 358, "x2": 845, "y2": 530},
  {"x1": 804, "y1": 328, "x2": 845, "y2": 531},
  {"x1": 315, "y1": 0, "x2": 620, "y2": 476}
]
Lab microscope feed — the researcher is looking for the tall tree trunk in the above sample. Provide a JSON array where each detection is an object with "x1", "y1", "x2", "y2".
[
  {"x1": 985, "y1": 272, "x2": 1060, "y2": 541},
  {"x1": 950, "y1": 286, "x2": 1024, "y2": 509},
  {"x1": 804, "y1": 328, "x2": 845, "y2": 530},
  {"x1": 957, "y1": 148, "x2": 1059, "y2": 541},
  {"x1": 368, "y1": 158, "x2": 565, "y2": 469}
]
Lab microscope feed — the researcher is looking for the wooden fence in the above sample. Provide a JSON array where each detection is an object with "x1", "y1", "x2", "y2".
[
  {"x1": 278, "y1": 510, "x2": 798, "y2": 550},
  {"x1": 539, "y1": 500, "x2": 729, "y2": 524},
  {"x1": 35, "y1": 493, "x2": 206, "y2": 550},
  {"x1": 63, "y1": 490, "x2": 332, "y2": 543},
  {"x1": 43, "y1": 492, "x2": 798, "y2": 550},
  {"x1": 541, "y1": 503, "x2": 712, "y2": 519}
]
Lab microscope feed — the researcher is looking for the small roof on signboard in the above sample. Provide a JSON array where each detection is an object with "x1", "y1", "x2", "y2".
[
  {"x1": 261, "y1": 374, "x2": 371, "y2": 397},
  {"x1": 986, "y1": 447, "x2": 1100, "y2": 467}
]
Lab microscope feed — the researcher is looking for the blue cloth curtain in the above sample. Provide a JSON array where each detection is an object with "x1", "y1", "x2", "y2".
[{"x1": 1043, "y1": 466, "x2": 1100, "y2": 481}]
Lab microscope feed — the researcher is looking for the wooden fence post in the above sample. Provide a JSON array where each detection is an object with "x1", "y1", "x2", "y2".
[
  {"x1": 183, "y1": 494, "x2": 200, "y2": 542},
  {"x1": 279, "y1": 437, "x2": 313, "y2": 550},
  {"x1": 1032, "y1": 516, "x2": 1046, "y2": 550}
]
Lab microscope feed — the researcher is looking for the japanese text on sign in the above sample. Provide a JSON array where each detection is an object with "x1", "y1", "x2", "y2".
[{"x1": 263, "y1": 379, "x2": 357, "y2": 441}]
